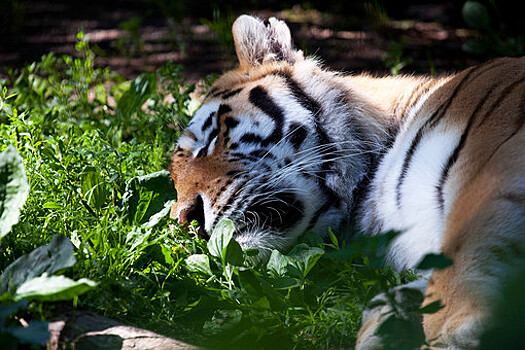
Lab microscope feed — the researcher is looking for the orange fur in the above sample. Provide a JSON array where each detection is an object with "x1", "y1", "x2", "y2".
[{"x1": 169, "y1": 15, "x2": 525, "y2": 348}]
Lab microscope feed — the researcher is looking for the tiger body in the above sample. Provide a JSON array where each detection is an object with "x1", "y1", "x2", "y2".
[{"x1": 169, "y1": 15, "x2": 525, "y2": 349}]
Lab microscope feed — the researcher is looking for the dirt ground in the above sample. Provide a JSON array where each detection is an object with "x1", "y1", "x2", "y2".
[{"x1": 0, "y1": 1, "x2": 486, "y2": 83}]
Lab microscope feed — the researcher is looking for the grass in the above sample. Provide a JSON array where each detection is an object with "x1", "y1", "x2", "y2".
[{"x1": 0, "y1": 33, "x2": 424, "y2": 349}]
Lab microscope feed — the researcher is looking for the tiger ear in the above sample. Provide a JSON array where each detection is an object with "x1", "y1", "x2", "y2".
[{"x1": 232, "y1": 15, "x2": 303, "y2": 69}]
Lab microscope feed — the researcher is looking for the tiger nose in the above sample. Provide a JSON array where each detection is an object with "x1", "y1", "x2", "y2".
[{"x1": 177, "y1": 195, "x2": 208, "y2": 239}]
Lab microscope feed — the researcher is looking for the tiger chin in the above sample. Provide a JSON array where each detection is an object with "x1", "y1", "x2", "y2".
[{"x1": 168, "y1": 14, "x2": 525, "y2": 349}]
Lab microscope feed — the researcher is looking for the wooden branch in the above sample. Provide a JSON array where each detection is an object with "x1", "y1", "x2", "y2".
[{"x1": 48, "y1": 310, "x2": 201, "y2": 350}]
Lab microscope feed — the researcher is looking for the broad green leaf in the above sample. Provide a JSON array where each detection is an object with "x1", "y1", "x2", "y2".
[
  {"x1": 462, "y1": 1, "x2": 490, "y2": 30},
  {"x1": 327, "y1": 227, "x2": 339, "y2": 247},
  {"x1": 0, "y1": 300, "x2": 28, "y2": 322},
  {"x1": 224, "y1": 239, "x2": 243, "y2": 266},
  {"x1": 251, "y1": 296, "x2": 271, "y2": 310},
  {"x1": 13, "y1": 275, "x2": 96, "y2": 302},
  {"x1": 268, "y1": 244, "x2": 324, "y2": 279},
  {"x1": 143, "y1": 200, "x2": 174, "y2": 228},
  {"x1": 185, "y1": 254, "x2": 213, "y2": 276},
  {"x1": 270, "y1": 277, "x2": 301, "y2": 290},
  {"x1": 42, "y1": 202, "x2": 62, "y2": 209},
  {"x1": 80, "y1": 166, "x2": 109, "y2": 211},
  {"x1": 376, "y1": 314, "x2": 425, "y2": 349},
  {"x1": 238, "y1": 270, "x2": 286, "y2": 310},
  {"x1": 122, "y1": 170, "x2": 177, "y2": 225},
  {"x1": 462, "y1": 39, "x2": 488, "y2": 55},
  {"x1": 267, "y1": 250, "x2": 289, "y2": 277},
  {"x1": 287, "y1": 244, "x2": 324, "y2": 277},
  {"x1": 5, "y1": 320, "x2": 49, "y2": 346},
  {"x1": 208, "y1": 218, "x2": 237, "y2": 264},
  {"x1": 416, "y1": 253, "x2": 453, "y2": 271},
  {"x1": 203, "y1": 309, "x2": 242, "y2": 337},
  {"x1": 0, "y1": 145, "x2": 29, "y2": 239},
  {"x1": 297, "y1": 230, "x2": 324, "y2": 248},
  {"x1": 0, "y1": 234, "x2": 76, "y2": 294},
  {"x1": 117, "y1": 72, "x2": 157, "y2": 120},
  {"x1": 419, "y1": 300, "x2": 444, "y2": 314}
]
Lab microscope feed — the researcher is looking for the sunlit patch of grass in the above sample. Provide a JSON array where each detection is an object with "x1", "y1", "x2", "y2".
[{"x1": 0, "y1": 34, "x2": 419, "y2": 349}]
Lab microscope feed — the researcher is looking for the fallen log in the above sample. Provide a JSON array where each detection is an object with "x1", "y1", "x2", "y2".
[{"x1": 48, "y1": 310, "x2": 201, "y2": 350}]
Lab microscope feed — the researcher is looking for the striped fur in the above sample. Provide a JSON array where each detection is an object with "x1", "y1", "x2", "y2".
[{"x1": 169, "y1": 15, "x2": 525, "y2": 349}]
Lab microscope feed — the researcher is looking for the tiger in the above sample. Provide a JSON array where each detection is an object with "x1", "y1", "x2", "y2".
[{"x1": 168, "y1": 14, "x2": 525, "y2": 349}]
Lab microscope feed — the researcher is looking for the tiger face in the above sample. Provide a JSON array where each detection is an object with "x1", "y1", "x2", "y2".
[
  {"x1": 171, "y1": 14, "x2": 525, "y2": 349},
  {"x1": 169, "y1": 16, "x2": 389, "y2": 256}
]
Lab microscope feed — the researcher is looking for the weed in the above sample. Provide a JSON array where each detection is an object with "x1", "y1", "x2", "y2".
[{"x1": 0, "y1": 34, "x2": 424, "y2": 349}]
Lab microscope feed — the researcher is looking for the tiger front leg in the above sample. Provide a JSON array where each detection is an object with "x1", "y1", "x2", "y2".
[{"x1": 356, "y1": 279, "x2": 427, "y2": 350}]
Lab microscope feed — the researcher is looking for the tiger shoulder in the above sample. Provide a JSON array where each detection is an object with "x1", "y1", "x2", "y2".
[{"x1": 168, "y1": 14, "x2": 525, "y2": 349}]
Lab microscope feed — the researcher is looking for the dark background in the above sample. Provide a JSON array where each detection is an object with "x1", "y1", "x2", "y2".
[{"x1": 0, "y1": 0, "x2": 523, "y2": 81}]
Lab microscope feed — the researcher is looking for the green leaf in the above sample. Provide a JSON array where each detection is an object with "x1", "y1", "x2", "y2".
[
  {"x1": 203, "y1": 309, "x2": 243, "y2": 337},
  {"x1": 0, "y1": 300, "x2": 28, "y2": 322},
  {"x1": 208, "y1": 218, "x2": 242, "y2": 265},
  {"x1": 6, "y1": 320, "x2": 49, "y2": 346},
  {"x1": 416, "y1": 253, "x2": 453, "y2": 270},
  {"x1": 0, "y1": 145, "x2": 29, "y2": 239},
  {"x1": 267, "y1": 244, "x2": 324, "y2": 279},
  {"x1": 462, "y1": 39, "x2": 489, "y2": 55},
  {"x1": 267, "y1": 250, "x2": 289, "y2": 277},
  {"x1": 117, "y1": 72, "x2": 157, "y2": 120},
  {"x1": 288, "y1": 244, "x2": 324, "y2": 277},
  {"x1": 224, "y1": 239, "x2": 243, "y2": 266},
  {"x1": 462, "y1": 1, "x2": 490, "y2": 30},
  {"x1": 376, "y1": 314, "x2": 426, "y2": 349},
  {"x1": 251, "y1": 296, "x2": 271, "y2": 310},
  {"x1": 327, "y1": 227, "x2": 339, "y2": 247},
  {"x1": 13, "y1": 275, "x2": 96, "y2": 302},
  {"x1": 269, "y1": 277, "x2": 301, "y2": 290},
  {"x1": 122, "y1": 170, "x2": 177, "y2": 225},
  {"x1": 42, "y1": 202, "x2": 62, "y2": 209},
  {"x1": 419, "y1": 300, "x2": 444, "y2": 314},
  {"x1": 208, "y1": 218, "x2": 235, "y2": 258},
  {"x1": 0, "y1": 234, "x2": 76, "y2": 295},
  {"x1": 80, "y1": 166, "x2": 109, "y2": 211},
  {"x1": 185, "y1": 254, "x2": 213, "y2": 276}
]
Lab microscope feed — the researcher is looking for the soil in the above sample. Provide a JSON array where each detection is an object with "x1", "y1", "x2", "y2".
[{"x1": 0, "y1": 1, "x2": 486, "y2": 84}]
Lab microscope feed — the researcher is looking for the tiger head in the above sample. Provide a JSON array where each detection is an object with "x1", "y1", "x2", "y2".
[{"x1": 169, "y1": 15, "x2": 390, "y2": 258}]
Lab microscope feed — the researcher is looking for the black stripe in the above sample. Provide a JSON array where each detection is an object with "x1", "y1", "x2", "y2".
[
  {"x1": 223, "y1": 117, "x2": 239, "y2": 146},
  {"x1": 249, "y1": 86, "x2": 284, "y2": 146},
  {"x1": 435, "y1": 85, "x2": 498, "y2": 209},
  {"x1": 223, "y1": 88, "x2": 243, "y2": 99},
  {"x1": 201, "y1": 112, "x2": 215, "y2": 132},
  {"x1": 240, "y1": 133, "x2": 264, "y2": 144},
  {"x1": 217, "y1": 104, "x2": 232, "y2": 117},
  {"x1": 395, "y1": 61, "x2": 496, "y2": 207},
  {"x1": 482, "y1": 79, "x2": 525, "y2": 166},
  {"x1": 275, "y1": 71, "x2": 322, "y2": 116},
  {"x1": 196, "y1": 128, "x2": 219, "y2": 157},
  {"x1": 250, "y1": 149, "x2": 275, "y2": 159},
  {"x1": 275, "y1": 72, "x2": 342, "y2": 209},
  {"x1": 429, "y1": 60, "x2": 507, "y2": 129},
  {"x1": 437, "y1": 76, "x2": 525, "y2": 210},
  {"x1": 224, "y1": 116, "x2": 239, "y2": 130},
  {"x1": 230, "y1": 152, "x2": 260, "y2": 162},
  {"x1": 226, "y1": 170, "x2": 242, "y2": 177},
  {"x1": 288, "y1": 122, "x2": 308, "y2": 150},
  {"x1": 206, "y1": 87, "x2": 219, "y2": 97}
]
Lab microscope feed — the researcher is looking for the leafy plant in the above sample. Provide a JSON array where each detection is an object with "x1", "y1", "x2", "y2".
[
  {"x1": 382, "y1": 40, "x2": 413, "y2": 76},
  {"x1": 113, "y1": 17, "x2": 145, "y2": 57},
  {"x1": 0, "y1": 33, "x2": 428, "y2": 349},
  {"x1": 201, "y1": 8, "x2": 236, "y2": 58},
  {"x1": 0, "y1": 144, "x2": 95, "y2": 348},
  {"x1": 462, "y1": 1, "x2": 524, "y2": 57},
  {"x1": 0, "y1": 145, "x2": 29, "y2": 239}
]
